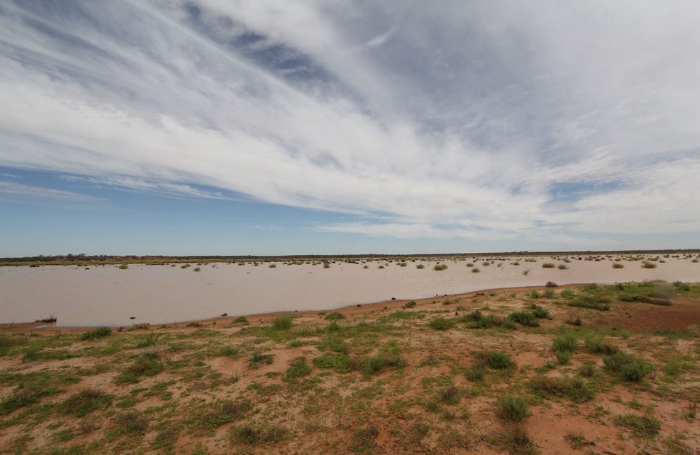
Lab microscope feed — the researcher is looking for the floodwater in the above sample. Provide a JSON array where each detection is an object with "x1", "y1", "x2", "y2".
[{"x1": 1, "y1": 256, "x2": 699, "y2": 326}]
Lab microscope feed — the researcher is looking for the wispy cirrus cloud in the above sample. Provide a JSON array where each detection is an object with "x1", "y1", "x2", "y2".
[
  {"x1": 0, "y1": 180, "x2": 102, "y2": 207},
  {"x1": 0, "y1": 0, "x2": 699, "y2": 245}
]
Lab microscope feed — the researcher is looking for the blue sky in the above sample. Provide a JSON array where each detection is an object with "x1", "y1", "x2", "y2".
[{"x1": 1, "y1": 1, "x2": 699, "y2": 256}]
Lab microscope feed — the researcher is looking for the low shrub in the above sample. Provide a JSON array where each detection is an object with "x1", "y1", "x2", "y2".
[
  {"x1": 614, "y1": 413, "x2": 661, "y2": 437},
  {"x1": 567, "y1": 295, "x2": 611, "y2": 311},
  {"x1": 403, "y1": 301, "x2": 417, "y2": 309},
  {"x1": 486, "y1": 351, "x2": 513, "y2": 370},
  {"x1": 115, "y1": 352, "x2": 163, "y2": 384},
  {"x1": 603, "y1": 352, "x2": 652, "y2": 381},
  {"x1": 114, "y1": 410, "x2": 149, "y2": 434},
  {"x1": 285, "y1": 357, "x2": 311, "y2": 381},
  {"x1": 61, "y1": 389, "x2": 113, "y2": 417},
  {"x1": 555, "y1": 350, "x2": 571, "y2": 365},
  {"x1": 272, "y1": 316, "x2": 293, "y2": 330},
  {"x1": 324, "y1": 312, "x2": 345, "y2": 321},
  {"x1": 249, "y1": 352, "x2": 274, "y2": 366},
  {"x1": 528, "y1": 375, "x2": 594, "y2": 403},
  {"x1": 231, "y1": 425, "x2": 287, "y2": 445},
  {"x1": 584, "y1": 336, "x2": 618, "y2": 355},
  {"x1": 80, "y1": 327, "x2": 112, "y2": 341},
  {"x1": 350, "y1": 424, "x2": 379, "y2": 452},
  {"x1": 495, "y1": 395, "x2": 529, "y2": 421},
  {"x1": 429, "y1": 318, "x2": 452, "y2": 331},
  {"x1": 507, "y1": 311, "x2": 539, "y2": 327},
  {"x1": 528, "y1": 304, "x2": 552, "y2": 319},
  {"x1": 553, "y1": 332, "x2": 578, "y2": 353}
]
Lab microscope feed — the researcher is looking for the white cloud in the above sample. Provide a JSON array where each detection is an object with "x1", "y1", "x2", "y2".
[
  {"x1": 0, "y1": 0, "x2": 699, "y2": 244},
  {"x1": 0, "y1": 181, "x2": 102, "y2": 207}
]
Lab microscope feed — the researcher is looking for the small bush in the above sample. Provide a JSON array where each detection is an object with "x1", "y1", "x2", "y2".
[
  {"x1": 542, "y1": 263, "x2": 555, "y2": 268},
  {"x1": 233, "y1": 316, "x2": 248, "y2": 323},
  {"x1": 434, "y1": 264, "x2": 448, "y2": 271},
  {"x1": 196, "y1": 399, "x2": 253, "y2": 428},
  {"x1": 494, "y1": 425, "x2": 537, "y2": 454},
  {"x1": 118, "y1": 264, "x2": 128, "y2": 270},
  {"x1": 553, "y1": 332, "x2": 578, "y2": 353},
  {"x1": 567, "y1": 295, "x2": 611, "y2": 311},
  {"x1": 324, "y1": 312, "x2": 345, "y2": 321},
  {"x1": 555, "y1": 349, "x2": 571, "y2": 365},
  {"x1": 529, "y1": 375, "x2": 594, "y2": 403},
  {"x1": 350, "y1": 424, "x2": 379, "y2": 452},
  {"x1": 545, "y1": 281, "x2": 559, "y2": 287},
  {"x1": 621, "y1": 360, "x2": 653, "y2": 382},
  {"x1": 272, "y1": 315, "x2": 293, "y2": 330},
  {"x1": 0, "y1": 389, "x2": 44, "y2": 415},
  {"x1": 231, "y1": 425, "x2": 286, "y2": 445},
  {"x1": 286, "y1": 356, "x2": 311, "y2": 381},
  {"x1": 486, "y1": 351, "x2": 513, "y2": 370},
  {"x1": 403, "y1": 301, "x2": 417, "y2": 309},
  {"x1": 471, "y1": 268, "x2": 480, "y2": 273},
  {"x1": 313, "y1": 353, "x2": 363, "y2": 374},
  {"x1": 642, "y1": 262, "x2": 657, "y2": 269},
  {"x1": 429, "y1": 318, "x2": 452, "y2": 331},
  {"x1": 614, "y1": 413, "x2": 661, "y2": 438},
  {"x1": 136, "y1": 332, "x2": 161, "y2": 348},
  {"x1": 603, "y1": 352, "x2": 652, "y2": 382},
  {"x1": 465, "y1": 365, "x2": 485, "y2": 382},
  {"x1": 496, "y1": 396, "x2": 529, "y2": 421},
  {"x1": 416, "y1": 264, "x2": 425, "y2": 269},
  {"x1": 326, "y1": 321, "x2": 342, "y2": 332},
  {"x1": 61, "y1": 389, "x2": 113, "y2": 417},
  {"x1": 584, "y1": 336, "x2": 618, "y2": 355},
  {"x1": 80, "y1": 327, "x2": 112, "y2": 341},
  {"x1": 613, "y1": 263, "x2": 625, "y2": 269},
  {"x1": 440, "y1": 386, "x2": 460, "y2": 404},
  {"x1": 560, "y1": 289, "x2": 575, "y2": 299},
  {"x1": 115, "y1": 352, "x2": 163, "y2": 384},
  {"x1": 250, "y1": 352, "x2": 274, "y2": 366},
  {"x1": 507, "y1": 311, "x2": 539, "y2": 327},
  {"x1": 114, "y1": 410, "x2": 149, "y2": 434},
  {"x1": 529, "y1": 304, "x2": 552, "y2": 319}
]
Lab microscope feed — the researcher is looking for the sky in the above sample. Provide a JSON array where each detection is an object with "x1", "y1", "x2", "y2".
[{"x1": 1, "y1": 0, "x2": 700, "y2": 256}]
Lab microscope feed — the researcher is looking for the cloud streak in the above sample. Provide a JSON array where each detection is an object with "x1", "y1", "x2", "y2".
[{"x1": 0, "y1": 0, "x2": 699, "y2": 244}]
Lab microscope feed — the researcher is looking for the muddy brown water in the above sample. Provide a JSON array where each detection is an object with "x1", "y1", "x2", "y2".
[{"x1": 1, "y1": 256, "x2": 698, "y2": 326}]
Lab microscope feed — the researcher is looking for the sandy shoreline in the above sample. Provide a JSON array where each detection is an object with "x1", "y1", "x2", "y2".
[{"x1": 0, "y1": 282, "x2": 649, "y2": 332}]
